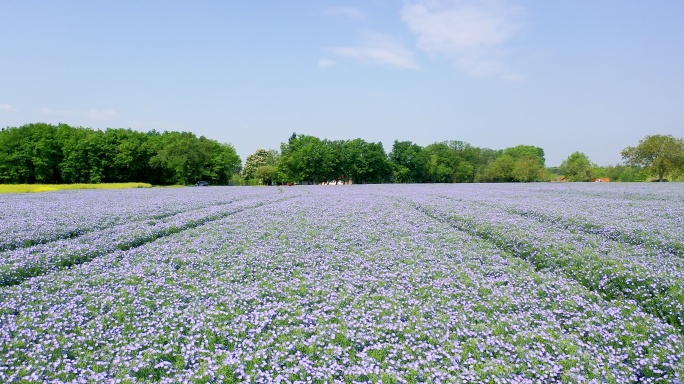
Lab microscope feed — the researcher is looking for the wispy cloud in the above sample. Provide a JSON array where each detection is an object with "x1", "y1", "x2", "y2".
[
  {"x1": 317, "y1": 58, "x2": 338, "y2": 68},
  {"x1": 323, "y1": 6, "x2": 366, "y2": 20},
  {"x1": 330, "y1": 32, "x2": 418, "y2": 69},
  {"x1": 0, "y1": 104, "x2": 16, "y2": 112},
  {"x1": 402, "y1": 0, "x2": 525, "y2": 79},
  {"x1": 40, "y1": 108, "x2": 117, "y2": 120}
]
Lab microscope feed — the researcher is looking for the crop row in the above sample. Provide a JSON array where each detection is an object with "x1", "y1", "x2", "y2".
[
  {"x1": 0, "y1": 187, "x2": 278, "y2": 252},
  {"x1": 398, "y1": 185, "x2": 684, "y2": 332},
  {"x1": 1, "y1": 185, "x2": 683, "y2": 382},
  {"x1": 0, "y1": 190, "x2": 292, "y2": 287},
  {"x1": 454, "y1": 183, "x2": 684, "y2": 256}
]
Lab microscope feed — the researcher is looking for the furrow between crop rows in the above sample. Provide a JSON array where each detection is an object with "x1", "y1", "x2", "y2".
[
  {"x1": 0, "y1": 192, "x2": 262, "y2": 253},
  {"x1": 409, "y1": 196, "x2": 684, "y2": 332},
  {"x1": 0, "y1": 194, "x2": 296, "y2": 288},
  {"x1": 504, "y1": 207, "x2": 684, "y2": 258}
]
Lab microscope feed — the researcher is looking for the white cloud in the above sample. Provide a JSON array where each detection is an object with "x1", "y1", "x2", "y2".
[
  {"x1": 318, "y1": 58, "x2": 338, "y2": 68},
  {"x1": 330, "y1": 32, "x2": 418, "y2": 69},
  {"x1": 40, "y1": 107, "x2": 117, "y2": 120},
  {"x1": 323, "y1": 6, "x2": 366, "y2": 20},
  {"x1": 0, "y1": 104, "x2": 16, "y2": 112},
  {"x1": 402, "y1": 0, "x2": 525, "y2": 79}
]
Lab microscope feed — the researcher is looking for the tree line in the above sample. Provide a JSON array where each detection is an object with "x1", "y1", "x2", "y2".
[
  {"x1": 0, "y1": 123, "x2": 241, "y2": 185},
  {"x1": 266, "y1": 134, "x2": 548, "y2": 184},
  {"x1": 240, "y1": 133, "x2": 683, "y2": 184},
  {"x1": 552, "y1": 134, "x2": 684, "y2": 183},
  {"x1": 1, "y1": 123, "x2": 682, "y2": 185}
]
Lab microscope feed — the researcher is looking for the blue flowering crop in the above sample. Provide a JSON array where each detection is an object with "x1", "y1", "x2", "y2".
[{"x1": 1, "y1": 184, "x2": 683, "y2": 383}]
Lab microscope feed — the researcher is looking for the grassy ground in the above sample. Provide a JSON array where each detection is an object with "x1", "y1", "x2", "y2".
[{"x1": 0, "y1": 182, "x2": 153, "y2": 194}]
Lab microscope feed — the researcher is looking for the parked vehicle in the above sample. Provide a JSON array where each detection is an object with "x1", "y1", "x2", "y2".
[{"x1": 195, "y1": 181, "x2": 209, "y2": 186}]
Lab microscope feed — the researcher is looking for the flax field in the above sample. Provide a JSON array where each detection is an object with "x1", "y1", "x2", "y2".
[{"x1": 1, "y1": 183, "x2": 683, "y2": 383}]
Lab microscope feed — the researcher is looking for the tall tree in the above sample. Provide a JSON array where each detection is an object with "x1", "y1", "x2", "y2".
[
  {"x1": 242, "y1": 149, "x2": 279, "y2": 180},
  {"x1": 424, "y1": 142, "x2": 474, "y2": 183},
  {"x1": 255, "y1": 165, "x2": 279, "y2": 185},
  {"x1": 481, "y1": 144, "x2": 547, "y2": 183},
  {"x1": 340, "y1": 139, "x2": 391, "y2": 184},
  {"x1": 0, "y1": 123, "x2": 62, "y2": 183},
  {"x1": 149, "y1": 132, "x2": 205, "y2": 185},
  {"x1": 482, "y1": 154, "x2": 516, "y2": 182},
  {"x1": 57, "y1": 125, "x2": 108, "y2": 183},
  {"x1": 202, "y1": 139, "x2": 242, "y2": 185},
  {"x1": 389, "y1": 140, "x2": 429, "y2": 183},
  {"x1": 104, "y1": 128, "x2": 154, "y2": 182},
  {"x1": 560, "y1": 152, "x2": 595, "y2": 181},
  {"x1": 621, "y1": 135, "x2": 684, "y2": 182},
  {"x1": 445, "y1": 140, "x2": 491, "y2": 182},
  {"x1": 511, "y1": 156, "x2": 546, "y2": 182},
  {"x1": 503, "y1": 145, "x2": 546, "y2": 166},
  {"x1": 0, "y1": 123, "x2": 241, "y2": 185},
  {"x1": 278, "y1": 135, "x2": 337, "y2": 184},
  {"x1": 149, "y1": 132, "x2": 241, "y2": 185}
]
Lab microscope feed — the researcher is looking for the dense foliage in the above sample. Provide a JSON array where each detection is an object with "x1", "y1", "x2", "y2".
[
  {"x1": 275, "y1": 135, "x2": 392, "y2": 184},
  {"x1": 621, "y1": 134, "x2": 684, "y2": 182},
  {"x1": 243, "y1": 134, "x2": 683, "y2": 184},
  {"x1": 271, "y1": 135, "x2": 547, "y2": 184},
  {"x1": 0, "y1": 123, "x2": 241, "y2": 185},
  {"x1": 559, "y1": 151, "x2": 595, "y2": 182},
  {"x1": 2, "y1": 123, "x2": 682, "y2": 185},
  {"x1": 241, "y1": 149, "x2": 279, "y2": 180}
]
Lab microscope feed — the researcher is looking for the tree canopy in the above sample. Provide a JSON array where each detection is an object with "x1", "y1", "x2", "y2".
[
  {"x1": 277, "y1": 134, "x2": 391, "y2": 184},
  {"x1": 242, "y1": 149, "x2": 279, "y2": 180},
  {"x1": 388, "y1": 140, "x2": 430, "y2": 183},
  {"x1": 560, "y1": 152, "x2": 595, "y2": 182},
  {"x1": 2, "y1": 123, "x2": 681, "y2": 186},
  {"x1": 621, "y1": 135, "x2": 684, "y2": 182},
  {"x1": 479, "y1": 145, "x2": 547, "y2": 182},
  {"x1": 0, "y1": 123, "x2": 241, "y2": 185}
]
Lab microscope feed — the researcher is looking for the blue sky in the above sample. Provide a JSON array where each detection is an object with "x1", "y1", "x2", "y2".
[{"x1": 1, "y1": 1, "x2": 683, "y2": 166}]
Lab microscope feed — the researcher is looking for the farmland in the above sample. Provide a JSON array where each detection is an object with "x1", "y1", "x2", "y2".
[{"x1": 1, "y1": 184, "x2": 683, "y2": 383}]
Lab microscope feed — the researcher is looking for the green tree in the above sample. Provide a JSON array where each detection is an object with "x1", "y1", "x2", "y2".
[
  {"x1": 57, "y1": 125, "x2": 108, "y2": 183},
  {"x1": 103, "y1": 128, "x2": 154, "y2": 182},
  {"x1": 482, "y1": 154, "x2": 516, "y2": 182},
  {"x1": 0, "y1": 123, "x2": 240, "y2": 185},
  {"x1": 504, "y1": 145, "x2": 546, "y2": 166},
  {"x1": 338, "y1": 139, "x2": 391, "y2": 184},
  {"x1": 0, "y1": 123, "x2": 63, "y2": 183},
  {"x1": 471, "y1": 147, "x2": 500, "y2": 182},
  {"x1": 621, "y1": 135, "x2": 684, "y2": 182},
  {"x1": 445, "y1": 140, "x2": 493, "y2": 182},
  {"x1": 424, "y1": 142, "x2": 474, "y2": 183},
  {"x1": 481, "y1": 144, "x2": 547, "y2": 183},
  {"x1": 255, "y1": 165, "x2": 279, "y2": 185},
  {"x1": 242, "y1": 149, "x2": 279, "y2": 180},
  {"x1": 511, "y1": 156, "x2": 546, "y2": 182},
  {"x1": 149, "y1": 132, "x2": 240, "y2": 185},
  {"x1": 149, "y1": 132, "x2": 204, "y2": 185},
  {"x1": 559, "y1": 152, "x2": 595, "y2": 181},
  {"x1": 28, "y1": 123, "x2": 63, "y2": 183},
  {"x1": 389, "y1": 140, "x2": 429, "y2": 183},
  {"x1": 278, "y1": 135, "x2": 337, "y2": 184},
  {"x1": 205, "y1": 140, "x2": 242, "y2": 185}
]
